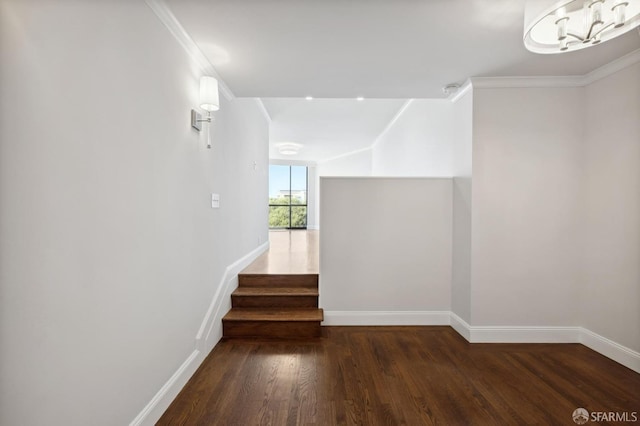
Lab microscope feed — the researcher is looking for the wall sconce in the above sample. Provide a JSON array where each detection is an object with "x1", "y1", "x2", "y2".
[{"x1": 191, "y1": 76, "x2": 220, "y2": 149}]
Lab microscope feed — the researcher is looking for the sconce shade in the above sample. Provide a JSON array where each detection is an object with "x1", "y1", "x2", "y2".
[{"x1": 199, "y1": 76, "x2": 219, "y2": 112}]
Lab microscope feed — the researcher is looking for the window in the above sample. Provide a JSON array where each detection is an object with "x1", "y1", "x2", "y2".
[{"x1": 269, "y1": 165, "x2": 307, "y2": 229}]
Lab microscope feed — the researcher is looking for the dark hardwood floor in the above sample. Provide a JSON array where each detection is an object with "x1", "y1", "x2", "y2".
[{"x1": 158, "y1": 327, "x2": 640, "y2": 425}]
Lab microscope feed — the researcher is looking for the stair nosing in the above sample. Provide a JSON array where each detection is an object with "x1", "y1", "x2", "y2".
[
  {"x1": 232, "y1": 288, "x2": 318, "y2": 297},
  {"x1": 223, "y1": 308, "x2": 324, "y2": 322}
]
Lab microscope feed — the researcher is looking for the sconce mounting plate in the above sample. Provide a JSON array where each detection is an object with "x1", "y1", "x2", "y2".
[{"x1": 191, "y1": 109, "x2": 202, "y2": 131}]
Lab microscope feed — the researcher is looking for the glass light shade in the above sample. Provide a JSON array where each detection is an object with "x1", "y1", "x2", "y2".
[
  {"x1": 590, "y1": 0, "x2": 604, "y2": 24},
  {"x1": 613, "y1": 1, "x2": 628, "y2": 26},
  {"x1": 524, "y1": 0, "x2": 640, "y2": 53},
  {"x1": 199, "y1": 76, "x2": 219, "y2": 112}
]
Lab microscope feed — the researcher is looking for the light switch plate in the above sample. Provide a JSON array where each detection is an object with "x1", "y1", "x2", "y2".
[{"x1": 211, "y1": 193, "x2": 220, "y2": 209}]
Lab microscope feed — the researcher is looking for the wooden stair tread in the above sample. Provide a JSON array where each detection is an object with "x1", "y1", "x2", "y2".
[
  {"x1": 239, "y1": 273, "x2": 318, "y2": 277},
  {"x1": 223, "y1": 308, "x2": 323, "y2": 322},
  {"x1": 232, "y1": 287, "x2": 318, "y2": 296},
  {"x1": 238, "y1": 273, "x2": 318, "y2": 288}
]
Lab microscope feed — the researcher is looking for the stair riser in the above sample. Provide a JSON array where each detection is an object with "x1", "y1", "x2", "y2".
[
  {"x1": 238, "y1": 274, "x2": 318, "y2": 288},
  {"x1": 223, "y1": 321, "x2": 321, "y2": 339},
  {"x1": 231, "y1": 295, "x2": 318, "y2": 308}
]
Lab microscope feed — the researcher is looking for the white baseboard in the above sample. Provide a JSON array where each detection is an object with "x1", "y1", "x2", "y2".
[
  {"x1": 580, "y1": 328, "x2": 640, "y2": 373},
  {"x1": 470, "y1": 326, "x2": 581, "y2": 343},
  {"x1": 449, "y1": 312, "x2": 471, "y2": 341},
  {"x1": 322, "y1": 310, "x2": 450, "y2": 326},
  {"x1": 129, "y1": 242, "x2": 269, "y2": 426},
  {"x1": 130, "y1": 349, "x2": 201, "y2": 426},
  {"x1": 196, "y1": 241, "x2": 270, "y2": 353},
  {"x1": 133, "y1": 294, "x2": 640, "y2": 425},
  {"x1": 449, "y1": 312, "x2": 639, "y2": 373}
]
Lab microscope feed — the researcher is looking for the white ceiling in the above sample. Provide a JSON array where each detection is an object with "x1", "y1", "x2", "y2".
[
  {"x1": 263, "y1": 98, "x2": 406, "y2": 162},
  {"x1": 164, "y1": 0, "x2": 639, "y2": 161},
  {"x1": 167, "y1": 0, "x2": 640, "y2": 98}
]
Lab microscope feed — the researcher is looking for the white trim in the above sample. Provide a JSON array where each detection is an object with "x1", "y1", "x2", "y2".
[
  {"x1": 449, "y1": 80, "x2": 473, "y2": 103},
  {"x1": 471, "y1": 75, "x2": 584, "y2": 89},
  {"x1": 582, "y1": 48, "x2": 640, "y2": 85},
  {"x1": 580, "y1": 328, "x2": 640, "y2": 373},
  {"x1": 196, "y1": 241, "x2": 270, "y2": 350},
  {"x1": 448, "y1": 313, "x2": 640, "y2": 373},
  {"x1": 319, "y1": 176, "x2": 451, "y2": 180},
  {"x1": 322, "y1": 311, "x2": 450, "y2": 326},
  {"x1": 255, "y1": 98, "x2": 272, "y2": 123},
  {"x1": 318, "y1": 310, "x2": 640, "y2": 372},
  {"x1": 449, "y1": 312, "x2": 471, "y2": 341},
  {"x1": 470, "y1": 326, "x2": 581, "y2": 343},
  {"x1": 129, "y1": 349, "x2": 200, "y2": 426},
  {"x1": 467, "y1": 48, "x2": 640, "y2": 91},
  {"x1": 144, "y1": 0, "x2": 234, "y2": 100},
  {"x1": 370, "y1": 99, "x2": 414, "y2": 148},
  {"x1": 130, "y1": 242, "x2": 269, "y2": 425},
  {"x1": 131, "y1": 304, "x2": 640, "y2": 424}
]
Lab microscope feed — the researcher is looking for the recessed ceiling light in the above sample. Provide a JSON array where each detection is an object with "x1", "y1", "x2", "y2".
[
  {"x1": 356, "y1": 96, "x2": 364, "y2": 101},
  {"x1": 305, "y1": 96, "x2": 313, "y2": 101}
]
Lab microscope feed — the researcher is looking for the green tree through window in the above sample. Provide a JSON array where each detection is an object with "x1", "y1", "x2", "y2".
[{"x1": 268, "y1": 165, "x2": 307, "y2": 229}]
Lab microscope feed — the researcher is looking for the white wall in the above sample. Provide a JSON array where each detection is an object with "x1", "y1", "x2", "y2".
[
  {"x1": 0, "y1": 2, "x2": 268, "y2": 425},
  {"x1": 582, "y1": 62, "x2": 640, "y2": 352},
  {"x1": 314, "y1": 149, "x2": 373, "y2": 228},
  {"x1": 471, "y1": 87, "x2": 584, "y2": 327},
  {"x1": 451, "y1": 88, "x2": 473, "y2": 324},
  {"x1": 320, "y1": 178, "x2": 452, "y2": 322},
  {"x1": 372, "y1": 99, "x2": 453, "y2": 176}
]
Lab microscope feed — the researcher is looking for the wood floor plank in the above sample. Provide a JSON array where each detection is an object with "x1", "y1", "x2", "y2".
[
  {"x1": 158, "y1": 327, "x2": 640, "y2": 425},
  {"x1": 241, "y1": 230, "x2": 319, "y2": 275}
]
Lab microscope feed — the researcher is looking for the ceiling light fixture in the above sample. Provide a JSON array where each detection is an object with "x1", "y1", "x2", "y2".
[
  {"x1": 305, "y1": 96, "x2": 313, "y2": 101},
  {"x1": 356, "y1": 96, "x2": 365, "y2": 101},
  {"x1": 191, "y1": 76, "x2": 220, "y2": 149},
  {"x1": 277, "y1": 143, "x2": 302, "y2": 155},
  {"x1": 524, "y1": 0, "x2": 640, "y2": 53}
]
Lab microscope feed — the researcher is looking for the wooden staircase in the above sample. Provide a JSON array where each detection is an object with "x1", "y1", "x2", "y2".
[{"x1": 222, "y1": 273, "x2": 323, "y2": 338}]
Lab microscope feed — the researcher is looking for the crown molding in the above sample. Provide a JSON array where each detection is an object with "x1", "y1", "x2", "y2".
[
  {"x1": 370, "y1": 98, "x2": 414, "y2": 148},
  {"x1": 145, "y1": 0, "x2": 235, "y2": 101},
  {"x1": 467, "y1": 48, "x2": 640, "y2": 91},
  {"x1": 581, "y1": 48, "x2": 640, "y2": 85},
  {"x1": 255, "y1": 98, "x2": 272, "y2": 123},
  {"x1": 450, "y1": 79, "x2": 473, "y2": 103},
  {"x1": 470, "y1": 75, "x2": 584, "y2": 89}
]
